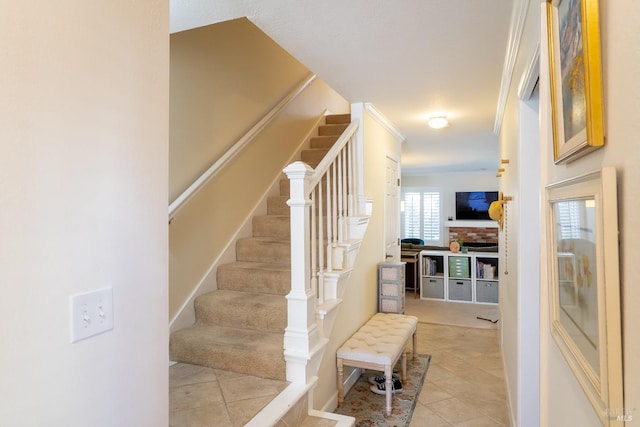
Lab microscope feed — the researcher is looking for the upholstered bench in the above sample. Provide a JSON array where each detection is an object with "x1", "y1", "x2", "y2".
[{"x1": 336, "y1": 312, "x2": 418, "y2": 416}]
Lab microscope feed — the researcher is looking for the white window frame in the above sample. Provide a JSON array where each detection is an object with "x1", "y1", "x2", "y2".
[{"x1": 401, "y1": 187, "x2": 443, "y2": 246}]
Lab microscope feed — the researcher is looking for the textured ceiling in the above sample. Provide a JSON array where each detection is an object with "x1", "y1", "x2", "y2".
[{"x1": 171, "y1": 0, "x2": 514, "y2": 175}]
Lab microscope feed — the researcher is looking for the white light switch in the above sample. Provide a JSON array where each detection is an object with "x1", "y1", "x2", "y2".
[{"x1": 70, "y1": 287, "x2": 113, "y2": 343}]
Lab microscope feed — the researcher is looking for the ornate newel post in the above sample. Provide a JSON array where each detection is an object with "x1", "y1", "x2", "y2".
[{"x1": 283, "y1": 161, "x2": 326, "y2": 384}]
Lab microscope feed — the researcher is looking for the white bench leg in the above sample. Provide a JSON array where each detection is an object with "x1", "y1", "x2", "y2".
[
  {"x1": 385, "y1": 365, "x2": 393, "y2": 416},
  {"x1": 337, "y1": 358, "x2": 344, "y2": 407},
  {"x1": 413, "y1": 329, "x2": 417, "y2": 358}
]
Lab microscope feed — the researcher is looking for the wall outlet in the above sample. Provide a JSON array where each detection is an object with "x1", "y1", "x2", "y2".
[{"x1": 70, "y1": 287, "x2": 113, "y2": 343}]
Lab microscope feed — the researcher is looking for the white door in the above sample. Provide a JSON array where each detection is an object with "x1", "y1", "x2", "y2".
[{"x1": 384, "y1": 156, "x2": 400, "y2": 261}]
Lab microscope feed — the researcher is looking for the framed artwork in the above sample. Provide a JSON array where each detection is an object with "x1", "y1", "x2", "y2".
[
  {"x1": 546, "y1": 0, "x2": 604, "y2": 164},
  {"x1": 546, "y1": 167, "x2": 624, "y2": 425}
]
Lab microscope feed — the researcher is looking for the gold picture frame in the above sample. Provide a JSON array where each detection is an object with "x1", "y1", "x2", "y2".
[
  {"x1": 546, "y1": 0, "x2": 604, "y2": 164},
  {"x1": 545, "y1": 167, "x2": 624, "y2": 425}
]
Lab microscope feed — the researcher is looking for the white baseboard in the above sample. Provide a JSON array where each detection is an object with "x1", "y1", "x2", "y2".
[{"x1": 319, "y1": 367, "x2": 363, "y2": 413}]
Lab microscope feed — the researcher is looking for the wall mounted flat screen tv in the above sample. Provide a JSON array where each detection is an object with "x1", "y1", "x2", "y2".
[{"x1": 455, "y1": 191, "x2": 499, "y2": 220}]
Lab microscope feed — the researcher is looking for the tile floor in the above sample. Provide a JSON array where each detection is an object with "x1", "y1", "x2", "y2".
[
  {"x1": 169, "y1": 363, "x2": 288, "y2": 426},
  {"x1": 170, "y1": 301, "x2": 511, "y2": 426},
  {"x1": 409, "y1": 323, "x2": 511, "y2": 426}
]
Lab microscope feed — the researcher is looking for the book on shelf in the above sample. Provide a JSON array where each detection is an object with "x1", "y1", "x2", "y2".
[
  {"x1": 476, "y1": 261, "x2": 496, "y2": 280},
  {"x1": 422, "y1": 257, "x2": 438, "y2": 276}
]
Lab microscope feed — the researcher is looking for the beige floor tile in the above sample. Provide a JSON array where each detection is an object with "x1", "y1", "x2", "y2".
[
  {"x1": 170, "y1": 381, "x2": 224, "y2": 412},
  {"x1": 484, "y1": 368, "x2": 505, "y2": 379},
  {"x1": 219, "y1": 375, "x2": 288, "y2": 403},
  {"x1": 424, "y1": 364, "x2": 457, "y2": 381},
  {"x1": 465, "y1": 354, "x2": 504, "y2": 371},
  {"x1": 456, "y1": 368, "x2": 503, "y2": 388},
  {"x1": 169, "y1": 402, "x2": 232, "y2": 427},
  {"x1": 453, "y1": 389, "x2": 505, "y2": 409},
  {"x1": 427, "y1": 397, "x2": 481, "y2": 424},
  {"x1": 409, "y1": 404, "x2": 452, "y2": 426},
  {"x1": 435, "y1": 359, "x2": 484, "y2": 378},
  {"x1": 431, "y1": 375, "x2": 478, "y2": 396},
  {"x1": 215, "y1": 368, "x2": 251, "y2": 380},
  {"x1": 453, "y1": 415, "x2": 504, "y2": 426},
  {"x1": 170, "y1": 363, "x2": 218, "y2": 387},
  {"x1": 418, "y1": 381, "x2": 453, "y2": 405}
]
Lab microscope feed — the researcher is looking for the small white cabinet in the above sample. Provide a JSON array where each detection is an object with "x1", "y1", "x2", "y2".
[
  {"x1": 420, "y1": 250, "x2": 499, "y2": 304},
  {"x1": 378, "y1": 262, "x2": 406, "y2": 314}
]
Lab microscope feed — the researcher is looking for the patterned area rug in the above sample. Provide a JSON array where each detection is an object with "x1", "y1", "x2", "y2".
[{"x1": 334, "y1": 354, "x2": 431, "y2": 427}]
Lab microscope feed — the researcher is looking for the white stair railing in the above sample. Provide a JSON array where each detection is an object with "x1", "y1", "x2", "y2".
[{"x1": 283, "y1": 119, "x2": 361, "y2": 384}]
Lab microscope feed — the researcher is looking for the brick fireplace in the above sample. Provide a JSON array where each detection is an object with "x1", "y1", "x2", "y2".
[{"x1": 448, "y1": 227, "x2": 498, "y2": 246}]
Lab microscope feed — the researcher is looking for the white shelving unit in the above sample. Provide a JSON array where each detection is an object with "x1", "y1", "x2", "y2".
[
  {"x1": 420, "y1": 250, "x2": 499, "y2": 304},
  {"x1": 378, "y1": 262, "x2": 406, "y2": 314}
]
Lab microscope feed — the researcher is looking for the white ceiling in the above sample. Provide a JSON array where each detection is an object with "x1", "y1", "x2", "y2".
[{"x1": 170, "y1": 0, "x2": 515, "y2": 175}]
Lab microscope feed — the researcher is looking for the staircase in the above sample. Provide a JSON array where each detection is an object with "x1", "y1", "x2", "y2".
[{"x1": 169, "y1": 113, "x2": 352, "y2": 383}]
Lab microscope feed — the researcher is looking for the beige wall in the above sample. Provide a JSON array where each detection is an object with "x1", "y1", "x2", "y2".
[
  {"x1": 0, "y1": 1, "x2": 169, "y2": 425},
  {"x1": 314, "y1": 106, "x2": 404, "y2": 409},
  {"x1": 170, "y1": 18, "x2": 311, "y2": 202},
  {"x1": 499, "y1": 0, "x2": 640, "y2": 425},
  {"x1": 168, "y1": 20, "x2": 350, "y2": 319},
  {"x1": 539, "y1": 0, "x2": 640, "y2": 424}
]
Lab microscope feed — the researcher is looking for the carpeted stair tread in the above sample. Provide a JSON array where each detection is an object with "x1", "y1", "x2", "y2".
[
  {"x1": 267, "y1": 195, "x2": 290, "y2": 215},
  {"x1": 253, "y1": 214, "x2": 290, "y2": 237},
  {"x1": 236, "y1": 236, "x2": 290, "y2": 263},
  {"x1": 217, "y1": 261, "x2": 290, "y2": 295},
  {"x1": 301, "y1": 148, "x2": 330, "y2": 167},
  {"x1": 318, "y1": 123, "x2": 348, "y2": 136},
  {"x1": 194, "y1": 290, "x2": 286, "y2": 333},
  {"x1": 310, "y1": 135, "x2": 339, "y2": 149},
  {"x1": 169, "y1": 325, "x2": 286, "y2": 380}
]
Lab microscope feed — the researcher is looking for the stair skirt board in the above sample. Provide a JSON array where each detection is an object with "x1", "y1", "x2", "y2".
[{"x1": 169, "y1": 113, "x2": 329, "y2": 332}]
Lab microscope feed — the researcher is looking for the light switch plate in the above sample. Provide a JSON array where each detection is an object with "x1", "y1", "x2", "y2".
[{"x1": 70, "y1": 287, "x2": 113, "y2": 343}]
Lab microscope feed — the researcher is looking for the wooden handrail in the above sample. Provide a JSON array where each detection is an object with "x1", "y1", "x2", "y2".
[{"x1": 168, "y1": 73, "x2": 317, "y2": 222}]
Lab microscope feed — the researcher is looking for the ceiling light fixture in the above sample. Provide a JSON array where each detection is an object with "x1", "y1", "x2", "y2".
[{"x1": 428, "y1": 115, "x2": 449, "y2": 129}]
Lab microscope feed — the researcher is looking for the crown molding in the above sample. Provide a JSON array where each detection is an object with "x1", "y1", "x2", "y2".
[
  {"x1": 518, "y1": 42, "x2": 540, "y2": 100},
  {"x1": 364, "y1": 103, "x2": 406, "y2": 143},
  {"x1": 493, "y1": 0, "x2": 531, "y2": 135}
]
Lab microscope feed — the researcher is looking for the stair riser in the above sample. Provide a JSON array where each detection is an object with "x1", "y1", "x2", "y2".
[
  {"x1": 301, "y1": 149, "x2": 329, "y2": 167},
  {"x1": 279, "y1": 174, "x2": 340, "y2": 198},
  {"x1": 268, "y1": 201, "x2": 346, "y2": 221},
  {"x1": 318, "y1": 124, "x2": 348, "y2": 136},
  {"x1": 253, "y1": 215, "x2": 290, "y2": 237},
  {"x1": 194, "y1": 295, "x2": 286, "y2": 333},
  {"x1": 236, "y1": 239, "x2": 290, "y2": 263},
  {"x1": 217, "y1": 264, "x2": 290, "y2": 295},
  {"x1": 267, "y1": 196, "x2": 290, "y2": 215},
  {"x1": 170, "y1": 336, "x2": 286, "y2": 381},
  {"x1": 279, "y1": 179, "x2": 290, "y2": 197},
  {"x1": 325, "y1": 114, "x2": 351, "y2": 125},
  {"x1": 310, "y1": 136, "x2": 339, "y2": 149}
]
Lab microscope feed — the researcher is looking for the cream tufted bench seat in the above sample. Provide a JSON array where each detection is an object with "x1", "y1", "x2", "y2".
[{"x1": 336, "y1": 312, "x2": 418, "y2": 416}]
